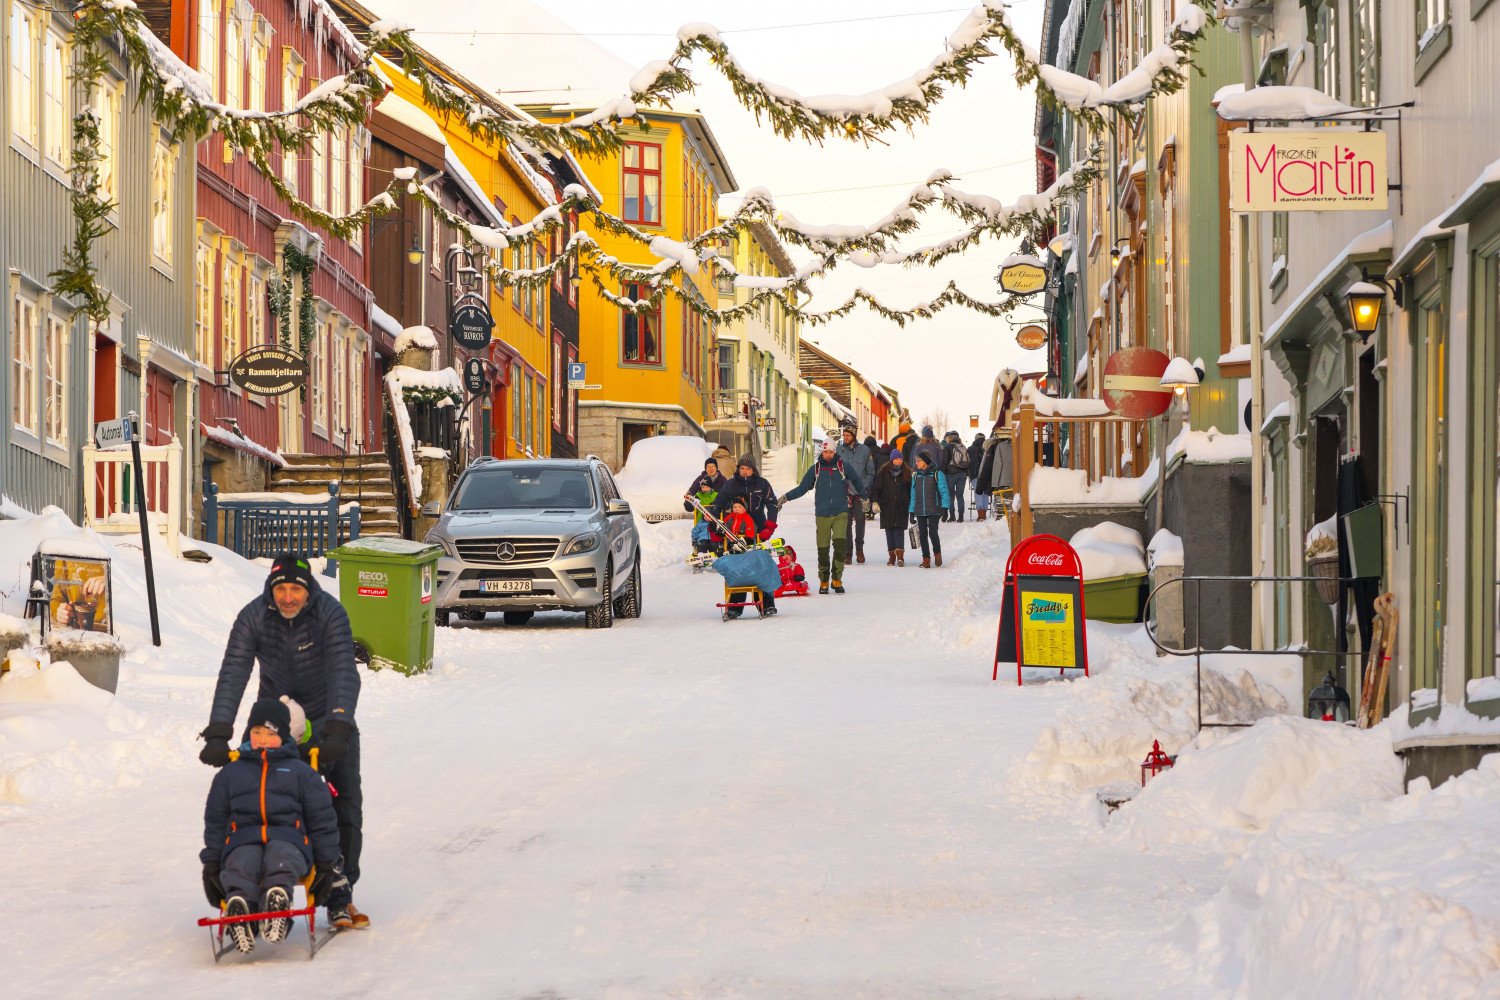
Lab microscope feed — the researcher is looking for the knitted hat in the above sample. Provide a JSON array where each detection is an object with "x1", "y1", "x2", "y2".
[
  {"x1": 736, "y1": 454, "x2": 757, "y2": 473},
  {"x1": 267, "y1": 553, "x2": 315, "y2": 594},
  {"x1": 891, "y1": 449, "x2": 903, "y2": 461},
  {"x1": 704, "y1": 458, "x2": 719, "y2": 471},
  {"x1": 899, "y1": 420, "x2": 912, "y2": 432},
  {"x1": 280, "y1": 696, "x2": 311, "y2": 745},
  {"x1": 921, "y1": 424, "x2": 934, "y2": 438},
  {"x1": 246, "y1": 697, "x2": 292, "y2": 740}
]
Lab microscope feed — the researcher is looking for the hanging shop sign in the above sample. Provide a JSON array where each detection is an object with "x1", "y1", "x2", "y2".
[
  {"x1": 449, "y1": 299, "x2": 495, "y2": 350},
  {"x1": 1015, "y1": 324, "x2": 1048, "y2": 350},
  {"x1": 992, "y1": 533, "x2": 1089, "y2": 684},
  {"x1": 463, "y1": 357, "x2": 489, "y2": 395},
  {"x1": 1228, "y1": 129, "x2": 1388, "y2": 212},
  {"x1": 1102, "y1": 347, "x2": 1172, "y2": 419},
  {"x1": 227, "y1": 346, "x2": 308, "y2": 397},
  {"x1": 999, "y1": 259, "x2": 1048, "y2": 295}
]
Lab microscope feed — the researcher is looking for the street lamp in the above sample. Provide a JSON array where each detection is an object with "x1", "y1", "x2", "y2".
[
  {"x1": 1109, "y1": 237, "x2": 1132, "y2": 263},
  {"x1": 1345, "y1": 278, "x2": 1395, "y2": 338},
  {"x1": 405, "y1": 233, "x2": 424, "y2": 265},
  {"x1": 1307, "y1": 670, "x2": 1352, "y2": 723},
  {"x1": 1159, "y1": 356, "x2": 1201, "y2": 396},
  {"x1": 371, "y1": 215, "x2": 425, "y2": 265}
]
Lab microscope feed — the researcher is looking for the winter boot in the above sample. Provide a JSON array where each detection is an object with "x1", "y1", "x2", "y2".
[
  {"x1": 977, "y1": 509, "x2": 987, "y2": 522},
  {"x1": 345, "y1": 903, "x2": 370, "y2": 929},
  {"x1": 856, "y1": 544, "x2": 865, "y2": 564},
  {"x1": 921, "y1": 556, "x2": 932, "y2": 568},
  {"x1": 897, "y1": 549, "x2": 905, "y2": 567},
  {"x1": 887, "y1": 550, "x2": 896, "y2": 566},
  {"x1": 818, "y1": 581, "x2": 829, "y2": 595},
  {"x1": 832, "y1": 579, "x2": 845, "y2": 594},
  {"x1": 935, "y1": 552, "x2": 943, "y2": 567},
  {"x1": 262, "y1": 887, "x2": 292, "y2": 943},
  {"x1": 225, "y1": 896, "x2": 255, "y2": 953}
]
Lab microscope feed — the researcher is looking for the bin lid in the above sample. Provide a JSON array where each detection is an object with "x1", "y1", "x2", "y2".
[{"x1": 327, "y1": 537, "x2": 441, "y2": 562}]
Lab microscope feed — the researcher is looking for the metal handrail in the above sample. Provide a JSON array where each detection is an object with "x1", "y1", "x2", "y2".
[{"x1": 1144, "y1": 573, "x2": 1372, "y2": 732}]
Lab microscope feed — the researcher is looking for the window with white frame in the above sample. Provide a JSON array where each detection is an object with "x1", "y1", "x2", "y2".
[
  {"x1": 221, "y1": 251, "x2": 242, "y2": 368},
  {"x1": 10, "y1": 3, "x2": 37, "y2": 148},
  {"x1": 43, "y1": 309, "x2": 67, "y2": 448},
  {"x1": 511, "y1": 362, "x2": 522, "y2": 445},
  {"x1": 151, "y1": 133, "x2": 178, "y2": 266},
  {"x1": 311, "y1": 317, "x2": 329, "y2": 433},
  {"x1": 349, "y1": 338, "x2": 365, "y2": 439},
  {"x1": 196, "y1": 238, "x2": 217, "y2": 365},
  {"x1": 347, "y1": 130, "x2": 364, "y2": 244},
  {"x1": 247, "y1": 18, "x2": 267, "y2": 112},
  {"x1": 247, "y1": 269, "x2": 266, "y2": 347},
  {"x1": 1312, "y1": 1, "x2": 1338, "y2": 100},
  {"x1": 42, "y1": 29, "x2": 68, "y2": 168},
  {"x1": 333, "y1": 332, "x2": 350, "y2": 438},
  {"x1": 11, "y1": 289, "x2": 39, "y2": 437},
  {"x1": 94, "y1": 79, "x2": 121, "y2": 208},
  {"x1": 1351, "y1": 0, "x2": 1379, "y2": 106},
  {"x1": 197, "y1": 0, "x2": 219, "y2": 99},
  {"x1": 552, "y1": 338, "x2": 563, "y2": 430},
  {"x1": 329, "y1": 127, "x2": 345, "y2": 217},
  {"x1": 281, "y1": 50, "x2": 303, "y2": 193},
  {"x1": 310, "y1": 119, "x2": 327, "y2": 211},
  {"x1": 565, "y1": 345, "x2": 577, "y2": 440},
  {"x1": 223, "y1": 6, "x2": 242, "y2": 111},
  {"x1": 534, "y1": 376, "x2": 545, "y2": 454}
]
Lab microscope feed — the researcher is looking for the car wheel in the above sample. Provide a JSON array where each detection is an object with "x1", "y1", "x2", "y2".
[
  {"x1": 459, "y1": 609, "x2": 487, "y2": 622},
  {"x1": 436, "y1": 609, "x2": 451, "y2": 627},
  {"x1": 503, "y1": 611, "x2": 534, "y2": 626},
  {"x1": 584, "y1": 560, "x2": 614, "y2": 629},
  {"x1": 614, "y1": 557, "x2": 642, "y2": 619}
]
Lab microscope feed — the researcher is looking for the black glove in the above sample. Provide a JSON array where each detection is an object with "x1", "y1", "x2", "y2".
[
  {"x1": 198, "y1": 722, "x2": 234, "y2": 767},
  {"x1": 202, "y1": 862, "x2": 223, "y2": 908},
  {"x1": 308, "y1": 859, "x2": 345, "y2": 904},
  {"x1": 317, "y1": 719, "x2": 354, "y2": 769}
]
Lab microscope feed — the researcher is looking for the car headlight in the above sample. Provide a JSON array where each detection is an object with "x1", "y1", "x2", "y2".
[
  {"x1": 425, "y1": 533, "x2": 456, "y2": 557},
  {"x1": 563, "y1": 532, "x2": 600, "y2": 555}
]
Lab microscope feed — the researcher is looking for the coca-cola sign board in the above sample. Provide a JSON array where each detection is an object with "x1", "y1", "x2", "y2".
[
  {"x1": 994, "y1": 533, "x2": 1089, "y2": 684},
  {"x1": 1102, "y1": 347, "x2": 1172, "y2": 420}
]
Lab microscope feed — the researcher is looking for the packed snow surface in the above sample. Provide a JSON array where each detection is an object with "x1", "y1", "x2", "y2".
[{"x1": 2, "y1": 501, "x2": 1497, "y2": 996}]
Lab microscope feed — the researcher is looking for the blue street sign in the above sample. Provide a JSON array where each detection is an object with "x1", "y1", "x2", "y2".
[{"x1": 567, "y1": 362, "x2": 586, "y2": 386}]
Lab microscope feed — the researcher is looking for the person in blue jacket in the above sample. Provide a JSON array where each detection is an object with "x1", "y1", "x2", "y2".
[
  {"x1": 783, "y1": 438, "x2": 865, "y2": 593},
  {"x1": 200, "y1": 553, "x2": 366, "y2": 930},
  {"x1": 909, "y1": 452, "x2": 951, "y2": 568},
  {"x1": 200, "y1": 697, "x2": 341, "y2": 953}
]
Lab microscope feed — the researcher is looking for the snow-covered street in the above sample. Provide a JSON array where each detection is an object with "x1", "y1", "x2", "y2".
[{"x1": 4, "y1": 507, "x2": 1500, "y2": 998}]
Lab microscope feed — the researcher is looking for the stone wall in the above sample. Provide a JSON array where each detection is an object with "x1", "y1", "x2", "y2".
[
  {"x1": 200, "y1": 440, "x2": 274, "y2": 541},
  {"x1": 578, "y1": 404, "x2": 704, "y2": 471},
  {"x1": 1151, "y1": 459, "x2": 1252, "y2": 651}
]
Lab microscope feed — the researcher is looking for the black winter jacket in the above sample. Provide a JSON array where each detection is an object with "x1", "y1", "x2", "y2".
[
  {"x1": 201, "y1": 742, "x2": 341, "y2": 867},
  {"x1": 870, "y1": 462, "x2": 912, "y2": 529},
  {"x1": 711, "y1": 471, "x2": 780, "y2": 530},
  {"x1": 211, "y1": 573, "x2": 359, "y2": 728},
  {"x1": 967, "y1": 438, "x2": 986, "y2": 475},
  {"x1": 683, "y1": 471, "x2": 727, "y2": 511}
]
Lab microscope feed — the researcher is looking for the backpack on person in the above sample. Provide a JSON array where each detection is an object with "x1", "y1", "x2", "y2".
[{"x1": 949, "y1": 441, "x2": 969, "y2": 470}]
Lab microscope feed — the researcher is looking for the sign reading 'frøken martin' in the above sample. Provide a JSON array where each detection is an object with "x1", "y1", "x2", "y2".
[{"x1": 1228, "y1": 128, "x2": 1388, "y2": 212}]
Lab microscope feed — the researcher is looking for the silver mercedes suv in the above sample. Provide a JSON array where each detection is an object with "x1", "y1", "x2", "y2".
[{"x1": 423, "y1": 456, "x2": 642, "y2": 629}]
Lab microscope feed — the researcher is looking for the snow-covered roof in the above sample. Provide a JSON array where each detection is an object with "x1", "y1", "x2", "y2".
[
  {"x1": 1216, "y1": 85, "x2": 1355, "y2": 121},
  {"x1": 1264, "y1": 221, "x2": 1394, "y2": 344},
  {"x1": 374, "y1": 89, "x2": 446, "y2": 145},
  {"x1": 394, "y1": 326, "x2": 439, "y2": 353},
  {"x1": 201, "y1": 423, "x2": 287, "y2": 468}
]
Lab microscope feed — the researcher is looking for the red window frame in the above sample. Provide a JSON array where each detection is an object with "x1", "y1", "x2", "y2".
[
  {"x1": 621, "y1": 282, "x2": 660, "y2": 365},
  {"x1": 621, "y1": 141, "x2": 662, "y2": 226}
]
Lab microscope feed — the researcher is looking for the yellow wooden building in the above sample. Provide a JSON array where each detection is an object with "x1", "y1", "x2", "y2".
[
  {"x1": 376, "y1": 55, "x2": 563, "y2": 458},
  {"x1": 522, "y1": 106, "x2": 737, "y2": 468}
]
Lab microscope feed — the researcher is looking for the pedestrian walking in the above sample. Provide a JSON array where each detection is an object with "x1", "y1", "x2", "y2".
[
  {"x1": 913, "y1": 425, "x2": 944, "y2": 471},
  {"x1": 967, "y1": 433, "x2": 986, "y2": 518},
  {"x1": 942, "y1": 431, "x2": 970, "y2": 521},
  {"x1": 862, "y1": 434, "x2": 882, "y2": 523},
  {"x1": 782, "y1": 439, "x2": 865, "y2": 593},
  {"x1": 200, "y1": 554, "x2": 367, "y2": 930},
  {"x1": 870, "y1": 449, "x2": 912, "y2": 565},
  {"x1": 891, "y1": 419, "x2": 918, "y2": 464},
  {"x1": 974, "y1": 425, "x2": 1014, "y2": 528},
  {"x1": 909, "y1": 453, "x2": 950, "y2": 567},
  {"x1": 838, "y1": 423, "x2": 875, "y2": 564}
]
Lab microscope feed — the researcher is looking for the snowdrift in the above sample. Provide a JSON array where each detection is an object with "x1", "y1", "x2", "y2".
[{"x1": 1189, "y1": 754, "x2": 1500, "y2": 999}]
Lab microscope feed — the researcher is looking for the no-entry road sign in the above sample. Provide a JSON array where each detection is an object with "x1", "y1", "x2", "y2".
[{"x1": 1101, "y1": 347, "x2": 1172, "y2": 419}]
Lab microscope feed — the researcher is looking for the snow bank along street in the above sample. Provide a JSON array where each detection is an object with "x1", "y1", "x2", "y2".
[{"x1": 3, "y1": 504, "x2": 1499, "y2": 998}]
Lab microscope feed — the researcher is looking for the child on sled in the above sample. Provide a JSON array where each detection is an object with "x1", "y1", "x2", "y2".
[
  {"x1": 774, "y1": 543, "x2": 810, "y2": 598},
  {"x1": 200, "y1": 697, "x2": 341, "y2": 954}
]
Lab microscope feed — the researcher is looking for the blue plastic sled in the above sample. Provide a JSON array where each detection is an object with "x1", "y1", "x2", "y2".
[{"x1": 713, "y1": 549, "x2": 781, "y2": 594}]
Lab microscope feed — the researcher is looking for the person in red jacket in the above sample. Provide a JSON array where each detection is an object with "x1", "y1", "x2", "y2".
[
  {"x1": 716, "y1": 498, "x2": 758, "y2": 549},
  {"x1": 775, "y1": 544, "x2": 810, "y2": 597}
]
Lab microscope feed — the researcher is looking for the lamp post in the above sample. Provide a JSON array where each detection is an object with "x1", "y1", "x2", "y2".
[
  {"x1": 1345, "y1": 273, "x2": 1400, "y2": 340},
  {"x1": 1307, "y1": 670, "x2": 1352, "y2": 723}
]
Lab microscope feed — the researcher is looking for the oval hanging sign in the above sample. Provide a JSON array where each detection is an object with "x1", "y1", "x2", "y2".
[
  {"x1": 1015, "y1": 324, "x2": 1048, "y2": 350},
  {"x1": 999, "y1": 261, "x2": 1048, "y2": 296},
  {"x1": 450, "y1": 300, "x2": 495, "y2": 350},
  {"x1": 228, "y1": 345, "x2": 308, "y2": 397}
]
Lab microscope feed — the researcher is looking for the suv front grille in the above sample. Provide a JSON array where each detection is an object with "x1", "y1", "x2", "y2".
[{"x1": 455, "y1": 536, "x2": 561, "y2": 566}]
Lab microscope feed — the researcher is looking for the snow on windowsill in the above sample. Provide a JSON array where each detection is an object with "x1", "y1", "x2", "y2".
[
  {"x1": 201, "y1": 424, "x2": 287, "y2": 468},
  {"x1": 1218, "y1": 344, "x2": 1252, "y2": 367}
]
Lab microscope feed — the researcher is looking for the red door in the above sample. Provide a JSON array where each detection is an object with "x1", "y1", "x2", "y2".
[{"x1": 144, "y1": 367, "x2": 176, "y2": 445}]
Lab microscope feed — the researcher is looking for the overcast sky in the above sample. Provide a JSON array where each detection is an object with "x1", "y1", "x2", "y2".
[{"x1": 369, "y1": 0, "x2": 1049, "y2": 432}]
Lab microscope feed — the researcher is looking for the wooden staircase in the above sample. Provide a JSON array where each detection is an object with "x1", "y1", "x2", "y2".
[{"x1": 269, "y1": 453, "x2": 403, "y2": 537}]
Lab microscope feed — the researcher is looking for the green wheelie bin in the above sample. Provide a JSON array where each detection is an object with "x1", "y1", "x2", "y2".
[{"x1": 327, "y1": 537, "x2": 441, "y2": 675}]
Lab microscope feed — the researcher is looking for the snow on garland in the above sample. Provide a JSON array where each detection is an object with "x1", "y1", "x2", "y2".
[{"x1": 53, "y1": 1, "x2": 1206, "y2": 331}]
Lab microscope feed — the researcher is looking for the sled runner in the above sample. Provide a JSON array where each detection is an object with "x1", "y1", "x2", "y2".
[{"x1": 198, "y1": 871, "x2": 339, "y2": 962}]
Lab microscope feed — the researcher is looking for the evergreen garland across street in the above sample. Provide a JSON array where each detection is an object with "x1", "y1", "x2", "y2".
[{"x1": 52, "y1": 0, "x2": 1214, "y2": 332}]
